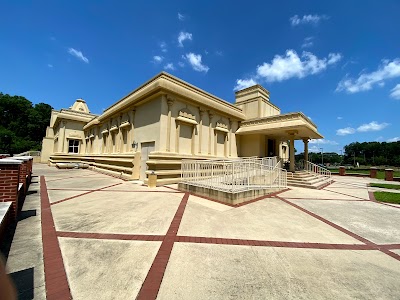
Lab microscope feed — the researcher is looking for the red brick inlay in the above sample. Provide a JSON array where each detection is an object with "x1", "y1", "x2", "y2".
[
  {"x1": 368, "y1": 191, "x2": 400, "y2": 209},
  {"x1": 56, "y1": 231, "x2": 164, "y2": 241},
  {"x1": 40, "y1": 176, "x2": 72, "y2": 300},
  {"x1": 136, "y1": 192, "x2": 190, "y2": 300},
  {"x1": 275, "y1": 195, "x2": 400, "y2": 261},
  {"x1": 50, "y1": 182, "x2": 123, "y2": 205},
  {"x1": 175, "y1": 236, "x2": 377, "y2": 250},
  {"x1": 275, "y1": 195, "x2": 374, "y2": 245}
]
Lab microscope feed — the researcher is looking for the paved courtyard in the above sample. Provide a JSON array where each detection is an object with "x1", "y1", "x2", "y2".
[{"x1": 4, "y1": 164, "x2": 400, "y2": 299}]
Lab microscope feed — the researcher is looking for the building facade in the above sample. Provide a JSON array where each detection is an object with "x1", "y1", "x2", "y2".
[{"x1": 41, "y1": 72, "x2": 323, "y2": 184}]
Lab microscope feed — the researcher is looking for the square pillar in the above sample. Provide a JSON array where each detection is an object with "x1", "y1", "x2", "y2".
[
  {"x1": 385, "y1": 169, "x2": 394, "y2": 181},
  {"x1": 303, "y1": 138, "x2": 309, "y2": 169},
  {"x1": 0, "y1": 159, "x2": 22, "y2": 220},
  {"x1": 370, "y1": 167, "x2": 377, "y2": 178},
  {"x1": 289, "y1": 134, "x2": 295, "y2": 172},
  {"x1": 339, "y1": 166, "x2": 346, "y2": 176}
]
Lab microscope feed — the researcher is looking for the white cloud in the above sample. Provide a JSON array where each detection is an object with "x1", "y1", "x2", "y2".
[
  {"x1": 290, "y1": 14, "x2": 329, "y2": 26},
  {"x1": 309, "y1": 139, "x2": 338, "y2": 145},
  {"x1": 309, "y1": 145, "x2": 323, "y2": 153},
  {"x1": 152, "y1": 56, "x2": 163, "y2": 63},
  {"x1": 390, "y1": 84, "x2": 400, "y2": 99},
  {"x1": 234, "y1": 78, "x2": 257, "y2": 91},
  {"x1": 336, "y1": 121, "x2": 389, "y2": 136},
  {"x1": 183, "y1": 53, "x2": 209, "y2": 72},
  {"x1": 47, "y1": 64, "x2": 53, "y2": 68},
  {"x1": 337, "y1": 116, "x2": 343, "y2": 120},
  {"x1": 68, "y1": 48, "x2": 89, "y2": 63},
  {"x1": 164, "y1": 63, "x2": 175, "y2": 71},
  {"x1": 256, "y1": 50, "x2": 342, "y2": 82},
  {"x1": 357, "y1": 121, "x2": 389, "y2": 132},
  {"x1": 336, "y1": 127, "x2": 356, "y2": 136},
  {"x1": 178, "y1": 31, "x2": 192, "y2": 47},
  {"x1": 160, "y1": 41, "x2": 167, "y2": 53},
  {"x1": 178, "y1": 13, "x2": 185, "y2": 21},
  {"x1": 301, "y1": 37, "x2": 314, "y2": 48},
  {"x1": 178, "y1": 61, "x2": 185, "y2": 67},
  {"x1": 336, "y1": 59, "x2": 400, "y2": 93},
  {"x1": 387, "y1": 137, "x2": 400, "y2": 142},
  {"x1": 215, "y1": 50, "x2": 223, "y2": 56}
]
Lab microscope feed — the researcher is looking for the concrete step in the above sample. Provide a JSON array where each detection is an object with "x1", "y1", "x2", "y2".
[{"x1": 287, "y1": 176, "x2": 326, "y2": 185}]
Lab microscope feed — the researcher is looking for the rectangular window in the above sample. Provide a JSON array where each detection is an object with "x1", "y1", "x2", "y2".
[{"x1": 68, "y1": 139, "x2": 80, "y2": 153}]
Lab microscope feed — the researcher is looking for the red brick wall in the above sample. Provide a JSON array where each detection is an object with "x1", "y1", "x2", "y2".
[
  {"x1": 0, "y1": 164, "x2": 21, "y2": 219},
  {"x1": 18, "y1": 161, "x2": 28, "y2": 193}
]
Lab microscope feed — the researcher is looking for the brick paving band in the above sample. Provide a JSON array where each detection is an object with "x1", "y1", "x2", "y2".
[
  {"x1": 368, "y1": 191, "x2": 400, "y2": 209},
  {"x1": 54, "y1": 231, "x2": 400, "y2": 250},
  {"x1": 40, "y1": 176, "x2": 72, "y2": 300},
  {"x1": 275, "y1": 195, "x2": 400, "y2": 261},
  {"x1": 56, "y1": 231, "x2": 164, "y2": 241},
  {"x1": 136, "y1": 192, "x2": 190, "y2": 300}
]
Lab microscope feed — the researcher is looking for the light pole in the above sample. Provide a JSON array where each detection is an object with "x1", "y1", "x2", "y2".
[
  {"x1": 320, "y1": 147, "x2": 323, "y2": 165},
  {"x1": 340, "y1": 149, "x2": 343, "y2": 165}
]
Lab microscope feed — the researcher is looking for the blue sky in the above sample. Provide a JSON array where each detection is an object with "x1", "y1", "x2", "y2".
[{"x1": 1, "y1": 0, "x2": 399, "y2": 153}]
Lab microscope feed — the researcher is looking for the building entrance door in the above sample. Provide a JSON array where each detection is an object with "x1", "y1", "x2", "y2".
[
  {"x1": 267, "y1": 139, "x2": 275, "y2": 157},
  {"x1": 140, "y1": 142, "x2": 155, "y2": 181}
]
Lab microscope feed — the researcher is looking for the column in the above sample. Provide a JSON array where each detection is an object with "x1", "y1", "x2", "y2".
[
  {"x1": 129, "y1": 108, "x2": 136, "y2": 152},
  {"x1": 59, "y1": 121, "x2": 66, "y2": 153},
  {"x1": 228, "y1": 119, "x2": 233, "y2": 157},
  {"x1": 175, "y1": 121, "x2": 180, "y2": 153},
  {"x1": 289, "y1": 133, "x2": 295, "y2": 172},
  {"x1": 191, "y1": 126, "x2": 195, "y2": 155},
  {"x1": 107, "y1": 120, "x2": 112, "y2": 153},
  {"x1": 208, "y1": 111, "x2": 213, "y2": 155},
  {"x1": 166, "y1": 97, "x2": 174, "y2": 152},
  {"x1": 303, "y1": 138, "x2": 309, "y2": 168},
  {"x1": 198, "y1": 108, "x2": 205, "y2": 154}
]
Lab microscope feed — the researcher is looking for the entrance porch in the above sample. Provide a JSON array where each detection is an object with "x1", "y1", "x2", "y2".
[{"x1": 236, "y1": 112, "x2": 323, "y2": 172}]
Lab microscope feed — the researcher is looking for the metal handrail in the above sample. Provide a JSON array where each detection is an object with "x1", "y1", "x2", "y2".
[
  {"x1": 304, "y1": 161, "x2": 332, "y2": 183},
  {"x1": 14, "y1": 151, "x2": 41, "y2": 157},
  {"x1": 181, "y1": 157, "x2": 287, "y2": 193}
]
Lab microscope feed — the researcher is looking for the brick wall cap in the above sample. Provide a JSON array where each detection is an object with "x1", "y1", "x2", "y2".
[
  {"x1": 385, "y1": 169, "x2": 394, "y2": 171},
  {"x1": 0, "y1": 154, "x2": 10, "y2": 156},
  {"x1": 0, "y1": 159, "x2": 23, "y2": 165},
  {"x1": 11, "y1": 156, "x2": 32, "y2": 161},
  {"x1": 370, "y1": 167, "x2": 377, "y2": 169}
]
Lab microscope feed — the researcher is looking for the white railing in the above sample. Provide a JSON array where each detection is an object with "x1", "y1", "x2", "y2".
[
  {"x1": 304, "y1": 161, "x2": 332, "y2": 183},
  {"x1": 14, "y1": 151, "x2": 41, "y2": 157},
  {"x1": 181, "y1": 157, "x2": 287, "y2": 193}
]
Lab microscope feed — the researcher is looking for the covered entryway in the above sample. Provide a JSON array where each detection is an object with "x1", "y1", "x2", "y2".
[{"x1": 236, "y1": 112, "x2": 323, "y2": 172}]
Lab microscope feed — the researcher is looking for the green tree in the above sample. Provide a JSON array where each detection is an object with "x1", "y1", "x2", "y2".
[{"x1": 0, "y1": 92, "x2": 52, "y2": 154}]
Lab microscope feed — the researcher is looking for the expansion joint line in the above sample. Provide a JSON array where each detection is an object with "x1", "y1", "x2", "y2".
[
  {"x1": 274, "y1": 195, "x2": 400, "y2": 261},
  {"x1": 50, "y1": 182, "x2": 123, "y2": 205}
]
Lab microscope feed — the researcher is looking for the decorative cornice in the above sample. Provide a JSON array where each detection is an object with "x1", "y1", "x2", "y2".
[
  {"x1": 241, "y1": 112, "x2": 317, "y2": 129},
  {"x1": 178, "y1": 108, "x2": 196, "y2": 121}
]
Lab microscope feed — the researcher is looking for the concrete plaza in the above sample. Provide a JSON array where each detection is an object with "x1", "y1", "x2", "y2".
[{"x1": 4, "y1": 164, "x2": 400, "y2": 299}]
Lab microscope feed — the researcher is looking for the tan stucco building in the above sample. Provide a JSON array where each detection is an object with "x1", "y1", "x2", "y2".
[{"x1": 41, "y1": 72, "x2": 323, "y2": 184}]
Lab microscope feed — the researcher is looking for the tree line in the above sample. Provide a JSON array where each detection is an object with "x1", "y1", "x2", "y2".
[
  {"x1": 295, "y1": 141, "x2": 400, "y2": 166},
  {"x1": 0, "y1": 92, "x2": 52, "y2": 155}
]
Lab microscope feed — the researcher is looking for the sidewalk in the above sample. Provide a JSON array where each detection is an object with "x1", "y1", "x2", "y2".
[{"x1": 4, "y1": 164, "x2": 400, "y2": 299}]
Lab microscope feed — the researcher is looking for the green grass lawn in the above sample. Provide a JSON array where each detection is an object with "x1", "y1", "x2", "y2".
[
  {"x1": 331, "y1": 169, "x2": 400, "y2": 179},
  {"x1": 374, "y1": 192, "x2": 400, "y2": 204},
  {"x1": 370, "y1": 183, "x2": 400, "y2": 190}
]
